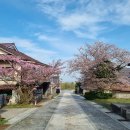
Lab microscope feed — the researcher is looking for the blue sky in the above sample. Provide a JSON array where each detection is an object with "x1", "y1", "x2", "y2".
[{"x1": 0, "y1": 0, "x2": 130, "y2": 82}]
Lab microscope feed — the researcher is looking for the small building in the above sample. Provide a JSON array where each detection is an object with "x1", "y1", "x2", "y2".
[
  {"x1": 112, "y1": 87, "x2": 130, "y2": 99},
  {"x1": 0, "y1": 43, "x2": 59, "y2": 105},
  {"x1": 112, "y1": 67, "x2": 130, "y2": 98}
]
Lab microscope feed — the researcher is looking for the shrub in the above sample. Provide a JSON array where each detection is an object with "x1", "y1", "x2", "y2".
[
  {"x1": 84, "y1": 91, "x2": 112, "y2": 100},
  {"x1": 96, "y1": 91, "x2": 112, "y2": 99},
  {"x1": 84, "y1": 91, "x2": 97, "y2": 100}
]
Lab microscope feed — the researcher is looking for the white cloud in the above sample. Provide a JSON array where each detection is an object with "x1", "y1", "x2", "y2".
[
  {"x1": 35, "y1": 33, "x2": 59, "y2": 42},
  {"x1": 36, "y1": 0, "x2": 130, "y2": 39},
  {"x1": 0, "y1": 36, "x2": 80, "y2": 64},
  {"x1": 35, "y1": 33, "x2": 80, "y2": 55},
  {"x1": 112, "y1": 0, "x2": 130, "y2": 25},
  {"x1": 58, "y1": 13, "x2": 100, "y2": 31},
  {"x1": 0, "y1": 36, "x2": 56, "y2": 63},
  {"x1": 36, "y1": 0, "x2": 67, "y2": 17}
]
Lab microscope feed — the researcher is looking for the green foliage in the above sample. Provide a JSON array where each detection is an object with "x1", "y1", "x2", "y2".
[
  {"x1": 94, "y1": 60, "x2": 116, "y2": 78},
  {"x1": 5, "y1": 104, "x2": 38, "y2": 108},
  {"x1": 84, "y1": 91, "x2": 112, "y2": 100},
  {"x1": 96, "y1": 91, "x2": 112, "y2": 99},
  {"x1": 75, "y1": 82, "x2": 81, "y2": 88},
  {"x1": 84, "y1": 91, "x2": 97, "y2": 100},
  {"x1": 94, "y1": 98, "x2": 130, "y2": 110},
  {"x1": 61, "y1": 82, "x2": 75, "y2": 90},
  {"x1": 75, "y1": 82, "x2": 83, "y2": 94},
  {"x1": 0, "y1": 118, "x2": 7, "y2": 125}
]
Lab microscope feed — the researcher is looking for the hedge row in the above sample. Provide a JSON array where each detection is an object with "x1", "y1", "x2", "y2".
[{"x1": 84, "y1": 91, "x2": 112, "y2": 100}]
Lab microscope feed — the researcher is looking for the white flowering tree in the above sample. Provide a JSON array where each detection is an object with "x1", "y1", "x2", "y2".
[{"x1": 69, "y1": 42, "x2": 130, "y2": 91}]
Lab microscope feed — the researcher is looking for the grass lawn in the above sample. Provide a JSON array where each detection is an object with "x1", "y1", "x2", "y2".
[
  {"x1": 4, "y1": 101, "x2": 47, "y2": 108},
  {"x1": 93, "y1": 98, "x2": 130, "y2": 110},
  {"x1": 4, "y1": 104, "x2": 37, "y2": 108},
  {"x1": 4, "y1": 96, "x2": 55, "y2": 108},
  {"x1": 0, "y1": 118, "x2": 9, "y2": 130},
  {"x1": 0, "y1": 118, "x2": 7, "y2": 125}
]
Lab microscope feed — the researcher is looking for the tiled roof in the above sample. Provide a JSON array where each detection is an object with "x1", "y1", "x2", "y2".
[
  {"x1": 0, "y1": 43, "x2": 49, "y2": 66},
  {"x1": 2, "y1": 43, "x2": 15, "y2": 47},
  {"x1": 112, "y1": 87, "x2": 130, "y2": 92},
  {"x1": 0, "y1": 43, "x2": 18, "y2": 51}
]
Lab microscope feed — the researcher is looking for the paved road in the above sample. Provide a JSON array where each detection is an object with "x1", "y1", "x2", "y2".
[
  {"x1": 7, "y1": 91, "x2": 129, "y2": 130},
  {"x1": 46, "y1": 91, "x2": 129, "y2": 130}
]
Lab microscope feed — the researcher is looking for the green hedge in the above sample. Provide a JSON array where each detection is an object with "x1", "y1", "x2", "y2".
[{"x1": 84, "y1": 91, "x2": 112, "y2": 100}]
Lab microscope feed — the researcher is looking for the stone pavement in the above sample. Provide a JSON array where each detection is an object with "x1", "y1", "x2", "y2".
[
  {"x1": 6, "y1": 91, "x2": 130, "y2": 130},
  {"x1": 1, "y1": 98, "x2": 52, "y2": 124},
  {"x1": 73, "y1": 94, "x2": 130, "y2": 130},
  {"x1": 46, "y1": 92, "x2": 129, "y2": 130},
  {"x1": 6, "y1": 95, "x2": 62, "y2": 130},
  {"x1": 46, "y1": 92, "x2": 96, "y2": 130},
  {"x1": 4, "y1": 108, "x2": 37, "y2": 124},
  {"x1": 1, "y1": 108, "x2": 29, "y2": 121}
]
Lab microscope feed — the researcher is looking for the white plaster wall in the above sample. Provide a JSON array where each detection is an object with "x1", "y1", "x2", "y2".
[
  {"x1": 0, "y1": 81, "x2": 17, "y2": 85},
  {"x1": 0, "y1": 50, "x2": 7, "y2": 54},
  {"x1": 114, "y1": 92, "x2": 130, "y2": 98}
]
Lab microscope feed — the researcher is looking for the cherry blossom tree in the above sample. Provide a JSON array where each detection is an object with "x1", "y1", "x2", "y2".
[
  {"x1": 69, "y1": 42, "x2": 130, "y2": 91},
  {"x1": 0, "y1": 55, "x2": 62, "y2": 104}
]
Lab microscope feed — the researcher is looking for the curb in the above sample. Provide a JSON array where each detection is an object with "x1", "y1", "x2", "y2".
[{"x1": 88, "y1": 100, "x2": 130, "y2": 130}]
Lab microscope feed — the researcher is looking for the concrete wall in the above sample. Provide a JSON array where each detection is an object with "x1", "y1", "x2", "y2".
[{"x1": 113, "y1": 92, "x2": 130, "y2": 98}]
